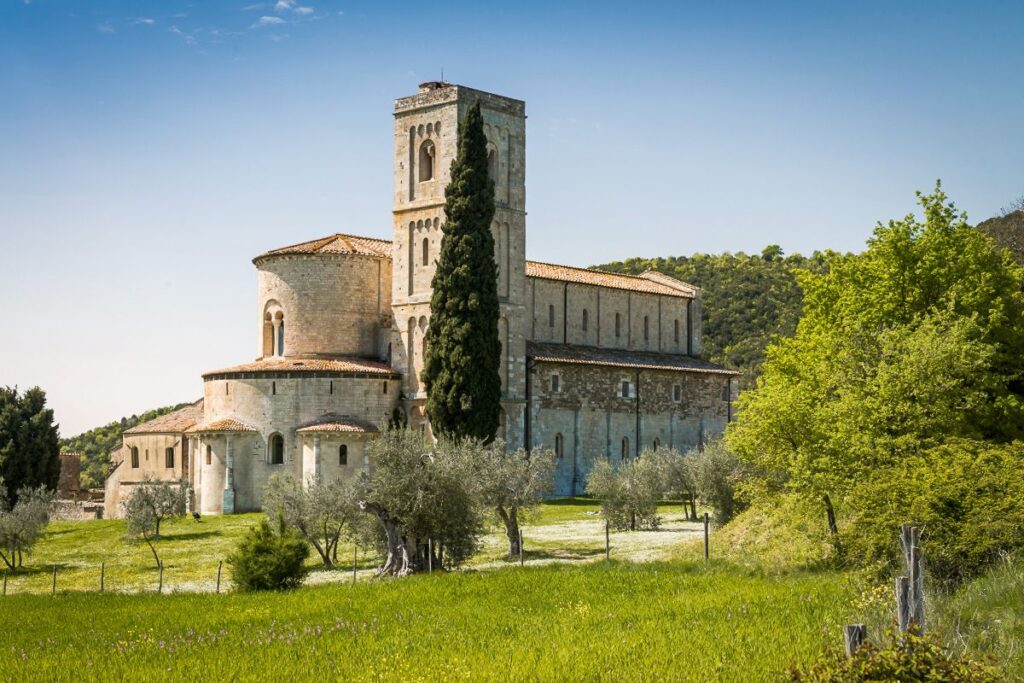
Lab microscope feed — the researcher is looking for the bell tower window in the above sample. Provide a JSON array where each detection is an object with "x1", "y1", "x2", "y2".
[
  {"x1": 422, "y1": 237, "x2": 430, "y2": 266},
  {"x1": 269, "y1": 434, "x2": 285, "y2": 465},
  {"x1": 418, "y1": 140, "x2": 435, "y2": 182}
]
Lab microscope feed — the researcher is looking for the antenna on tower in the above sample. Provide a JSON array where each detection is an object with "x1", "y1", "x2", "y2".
[{"x1": 441, "y1": 67, "x2": 444, "y2": 83}]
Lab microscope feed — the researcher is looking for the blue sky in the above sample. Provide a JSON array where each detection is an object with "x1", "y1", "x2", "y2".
[{"x1": 2, "y1": 0, "x2": 1023, "y2": 436}]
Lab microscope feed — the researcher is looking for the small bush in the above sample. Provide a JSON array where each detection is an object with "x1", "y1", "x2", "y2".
[
  {"x1": 788, "y1": 630, "x2": 1000, "y2": 682},
  {"x1": 227, "y1": 517, "x2": 310, "y2": 592},
  {"x1": 689, "y1": 439, "x2": 747, "y2": 525},
  {"x1": 585, "y1": 458, "x2": 662, "y2": 530}
]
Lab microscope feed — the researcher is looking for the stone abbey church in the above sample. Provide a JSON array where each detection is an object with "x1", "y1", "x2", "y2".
[{"x1": 105, "y1": 83, "x2": 737, "y2": 517}]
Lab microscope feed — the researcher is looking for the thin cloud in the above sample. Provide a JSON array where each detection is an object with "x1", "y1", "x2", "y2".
[
  {"x1": 241, "y1": 3, "x2": 265, "y2": 10},
  {"x1": 252, "y1": 15, "x2": 286, "y2": 27},
  {"x1": 294, "y1": 6, "x2": 313, "y2": 14},
  {"x1": 133, "y1": 17, "x2": 156, "y2": 25},
  {"x1": 97, "y1": 22, "x2": 115, "y2": 34},
  {"x1": 169, "y1": 25, "x2": 197, "y2": 46},
  {"x1": 274, "y1": 0, "x2": 294, "y2": 10}
]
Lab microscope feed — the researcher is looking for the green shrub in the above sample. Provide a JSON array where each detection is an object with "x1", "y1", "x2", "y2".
[
  {"x1": 585, "y1": 458, "x2": 662, "y2": 530},
  {"x1": 227, "y1": 516, "x2": 310, "y2": 592},
  {"x1": 689, "y1": 439, "x2": 748, "y2": 525},
  {"x1": 846, "y1": 439, "x2": 1024, "y2": 584},
  {"x1": 787, "y1": 630, "x2": 1000, "y2": 682}
]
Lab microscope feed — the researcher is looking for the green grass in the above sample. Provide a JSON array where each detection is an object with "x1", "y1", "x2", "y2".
[
  {"x1": 0, "y1": 561, "x2": 856, "y2": 682},
  {"x1": 3, "y1": 500, "x2": 699, "y2": 593}
]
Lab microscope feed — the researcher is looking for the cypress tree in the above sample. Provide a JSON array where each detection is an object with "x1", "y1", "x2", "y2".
[
  {"x1": 0, "y1": 386, "x2": 60, "y2": 504},
  {"x1": 422, "y1": 101, "x2": 502, "y2": 442}
]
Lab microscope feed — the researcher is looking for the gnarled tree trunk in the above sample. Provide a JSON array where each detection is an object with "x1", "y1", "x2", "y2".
[
  {"x1": 360, "y1": 501, "x2": 417, "y2": 577},
  {"x1": 497, "y1": 504, "x2": 520, "y2": 557}
]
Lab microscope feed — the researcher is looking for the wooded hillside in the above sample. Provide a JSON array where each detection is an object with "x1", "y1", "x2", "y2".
[
  {"x1": 60, "y1": 403, "x2": 192, "y2": 489},
  {"x1": 593, "y1": 246, "x2": 830, "y2": 386}
]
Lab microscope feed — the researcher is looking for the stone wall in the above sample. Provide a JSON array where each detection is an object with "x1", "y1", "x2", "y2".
[
  {"x1": 257, "y1": 253, "x2": 391, "y2": 359},
  {"x1": 527, "y1": 361, "x2": 734, "y2": 496},
  {"x1": 526, "y1": 279, "x2": 694, "y2": 355},
  {"x1": 194, "y1": 373, "x2": 399, "y2": 513}
]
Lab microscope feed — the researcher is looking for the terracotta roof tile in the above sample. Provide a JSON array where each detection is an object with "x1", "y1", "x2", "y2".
[
  {"x1": 202, "y1": 356, "x2": 399, "y2": 378},
  {"x1": 527, "y1": 342, "x2": 738, "y2": 375},
  {"x1": 255, "y1": 233, "x2": 696, "y2": 298},
  {"x1": 254, "y1": 233, "x2": 391, "y2": 262},
  {"x1": 186, "y1": 418, "x2": 259, "y2": 434},
  {"x1": 295, "y1": 414, "x2": 380, "y2": 434},
  {"x1": 123, "y1": 400, "x2": 205, "y2": 435},
  {"x1": 525, "y1": 261, "x2": 695, "y2": 298}
]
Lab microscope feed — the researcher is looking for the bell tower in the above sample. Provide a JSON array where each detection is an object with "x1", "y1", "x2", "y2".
[{"x1": 390, "y1": 82, "x2": 528, "y2": 446}]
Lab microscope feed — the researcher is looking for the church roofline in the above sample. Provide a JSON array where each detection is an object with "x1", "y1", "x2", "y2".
[
  {"x1": 201, "y1": 355, "x2": 400, "y2": 379},
  {"x1": 252, "y1": 233, "x2": 392, "y2": 264},
  {"x1": 527, "y1": 341, "x2": 738, "y2": 376}
]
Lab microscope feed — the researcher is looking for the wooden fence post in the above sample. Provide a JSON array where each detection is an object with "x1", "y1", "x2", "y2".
[
  {"x1": 216, "y1": 560, "x2": 223, "y2": 594},
  {"x1": 428, "y1": 539, "x2": 433, "y2": 574},
  {"x1": 703, "y1": 513, "x2": 710, "y2": 561},
  {"x1": 605, "y1": 520, "x2": 610, "y2": 561},
  {"x1": 844, "y1": 624, "x2": 867, "y2": 658},
  {"x1": 352, "y1": 545, "x2": 357, "y2": 586},
  {"x1": 51, "y1": 565, "x2": 57, "y2": 595},
  {"x1": 158, "y1": 561, "x2": 164, "y2": 594},
  {"x1": 100, "y1": 562, "x2": 105, "y2": 593},
  {"x1": 895, "y1": 576, "x2": 911, "y2": 633},
  {"x1": 2, "y1": 570, "x2": 6, "y2": 596},
  {"x1": 519, "y1": 529, "x2": 524, "y2": 567}
]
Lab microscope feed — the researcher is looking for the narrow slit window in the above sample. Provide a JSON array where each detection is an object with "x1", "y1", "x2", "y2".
[
  {"x1": 615, "y1": 313, "x2": 621, "y2": 338},
  {"x1": 205, "y1": 445, "x2": 212, "y2": 466},
  {"x1": 582, "y1": 309, "x2": 588, "y2": 332},
  {"x1": 644, "y1": 316, "x2": 649, "y2": 341},
  {"x1": 548, "y1": 304, "x2": 555, "y2": 328},
  {"x1": 551, "y1": 374, "x2": 560, "y2": 393},
  {"x1": 554, "y1": 433, "x2": 563, "y2": 459},
  {"x1": 674, "y1": 319, "x2": 680, "y2": 344},
  {"x1": 131, "y1": 447, "x2": 140, "y2": 469},
  {"x1": 422, "y1": 237, "x2": 429, "y2": 266},
  {"x1": 621, "y1": 437, "x2": 629, "y2": 462},
  {"x1": 339, "y1": 444, "x2": 348, "y2": 466},
  {"x1": 165, "y1": 447, "x2": 175, "y2": 469}
]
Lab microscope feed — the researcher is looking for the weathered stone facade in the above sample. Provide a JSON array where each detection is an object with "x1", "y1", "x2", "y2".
[{"x1": 104, "y1": 82, "x2": 735, "y2": 516}]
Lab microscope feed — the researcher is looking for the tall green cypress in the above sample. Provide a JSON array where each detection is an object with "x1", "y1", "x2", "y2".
[{"x1": 422, "y1": 101, "x2": 502, "y2": 442}]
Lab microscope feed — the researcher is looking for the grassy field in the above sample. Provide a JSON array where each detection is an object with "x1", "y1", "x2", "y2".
[
  {"x1": 1, "y1": 499, "x2": 702, "y2": 594},
  {"x1": 1, "y1": 560, "x2": 856, "y2": 682}
]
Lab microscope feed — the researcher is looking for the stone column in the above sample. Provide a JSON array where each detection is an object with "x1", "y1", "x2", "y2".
[{"x1": 223, "y1": 434, "x2": 235, "y2": 514}]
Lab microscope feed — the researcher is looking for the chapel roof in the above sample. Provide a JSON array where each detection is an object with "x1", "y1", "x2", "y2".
[
  {"x1": 254, "y1": 233, "x2": 697, "y2": 298},
  {"x1": 253, "y1": 233, "x2": 392, "y2": 263},
  {"x1": 123, "y1": 399, "x2": 205, "y2": 435},
  {"x1": 527, "y1": 341, "x2": 738, "y2": 376},
  {"x1": 295, "y1": 414, "x2": 380, "y2": 434},
  {"x1": 202, "y1": 356, "x2": 399, "y2": 378},
  {"x1": 186, "y1": 417, "x2": 259, "y2": 434}
]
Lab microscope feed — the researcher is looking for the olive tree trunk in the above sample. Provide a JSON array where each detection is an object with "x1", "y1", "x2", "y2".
[
  {"x1": 497, "y1": 504, "x2": 520, "y2": 557},
  {"x1": 360, "y1": 501, "x2": 417, "y2": 577}
]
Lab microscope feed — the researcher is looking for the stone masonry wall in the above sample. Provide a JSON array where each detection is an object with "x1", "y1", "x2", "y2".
[{"x1": 528, "y1": 361, "x2": 733, "y2": 496}]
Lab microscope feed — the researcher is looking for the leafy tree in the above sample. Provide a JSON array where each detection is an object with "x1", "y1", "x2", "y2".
[
  {"x1": 0, "y1": 480, "x2": 53, "y2": 570},
  {"x1": 263, "y1": 473, "x2": 361, "y2": 568},
  {"x1": 357, "y1": 430, "x2": 486, "y2": 576},
  {"x1": 0, "y1": 386, "x2": 60, "y2": 504},
  {"x1": 476, "y1": 443, "x2": 556, "y2": 556},
  {"x1": 123, "y1": 477, "x2": 189, "y2": 569},
  {"x1": 647, "y1": 447, "x2": 699, "y2": 520},
  {"x1": 977, "y1": 208, "x2": 1024, "y2": 265},
  {"x1": 727, "y1": 184, "x2": 1024, "y2": 563},
  {"x1": 422, "y1": 101, "x2": 502, "y2": 442},
  {"x1": 60, "y1": 402, "x2": 191, "y2": 489},
  {"x1": 595, "y1": 249, "x2": 830, "y2": 387},
  {"x1": 688, "y1": 440, "x2": 747, "y2": 525},
  {"x1": 586, "y1": 457, "x2": 663, "y2": 531},
  {"x1": 227, "y1": 515, "x2": 310, "y2": 592}
]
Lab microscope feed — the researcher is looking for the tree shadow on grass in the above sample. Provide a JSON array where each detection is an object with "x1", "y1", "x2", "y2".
[
  {"x1": 499, "y1": 547, "x2": 607, "y2": 563},
  {"x1": 3, "y1": 562, "x2": 77, "y2": 576},
  {"x1": 156, "y1": 530, "x2": 224, "y2": 542},
  {"x1": 542, "y1": 496, "x2": 599, "y2": 507}
]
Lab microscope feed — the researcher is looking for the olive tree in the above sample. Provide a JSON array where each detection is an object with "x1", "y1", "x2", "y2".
[
  {"x1": 123, "y1": 477, "x2": 189, "y2": 569},
  {"x1": 263, "y1": 473, "x2": 361, "y2": 568},
  {"x1": 586, "y1": 456, "x2": 664, "y2": 531},
  {"x1": 476, "y1": 442, "x2": 555, "y2": 557},
  {"x1": 0, "y1": 479, "x2": 53, "y2": 570},
  {"x1": 357, "y1": 430, "x2": 485, "y2": 577},
  {"x1": 647, "y1": 447, "x2": 699, "y2": 520}
]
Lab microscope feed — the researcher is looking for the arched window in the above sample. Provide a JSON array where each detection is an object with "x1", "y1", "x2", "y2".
[
  {"x1": 130, "y1": 447, "x2": 139, "y2": 469},
  {"x1": 269, "y1": 434, "x2": 285, "y2": 465},
  {"x1": 418, "y1": 140, "x2": 435, "y2": 182},
  {"x1": 621, "y1": 437, "x2": 629, "y2": 462},
  {"x1": 548, "y1": 304, "x2": 555, "y2": 328},
  {"x1": 582, "y1": 309, "x2": 588, "y2": 332},
  {"x1": 674, "y1": 319, "x2": 680, "y2": 344},
  {"x1": 554, "y1": 433, "x2": 563, "y2": 459},
  {"x1": 643, "y1": 315, "x2": 650, "y2": 341},
  {"x1": 422, "y1": 237, "x2": 429, "y2": 266},
  {"x1": 652, "y1": 438, "x2": 661, "y2": 451},
  {"x1": 615, "y1": 312, "x2": 621, "y2": 338},
  {"x1": 487, "y1": 147, "x2": 498, "y2": 182},
  {"x1": 277, "y1": 316, "x2": 285, "y2": 356},
  {"x1": 263, "y1": 313, "x2": 274, "y2": 357},
  {"x1": 339, "y1": 445, "x2": 348, "y2": 466},
  {"x1": 205, "y1": 445, "x2": 212, "y2": 466}
]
